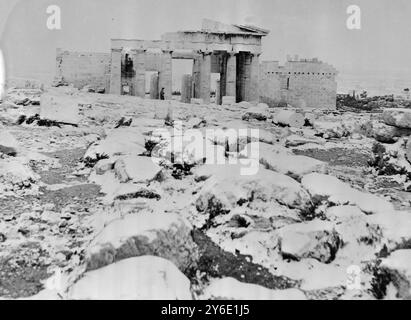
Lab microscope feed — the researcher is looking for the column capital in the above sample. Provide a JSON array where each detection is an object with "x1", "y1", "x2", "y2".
[
  {"x1": 162, "y1": 49, "x2": 173, "y2": 54},
  {"x1": 227, "y1": 51, "x2": 238, "y2": 57},
  {"x1": 197, "y1": 50, "x2": 213, "y2": 56}
]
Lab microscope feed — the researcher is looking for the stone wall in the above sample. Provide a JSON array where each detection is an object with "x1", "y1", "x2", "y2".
[
  {"x1": 56, "y1": 49, "x2": 111, "y2": 91},
  {"x1": 259, "y1": 58, "x2": 338, "y2": 109}
]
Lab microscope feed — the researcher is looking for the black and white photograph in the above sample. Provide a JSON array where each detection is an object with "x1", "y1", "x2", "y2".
[{"x1": 0, "y1": 0, "x2": 410, "y2": 304}]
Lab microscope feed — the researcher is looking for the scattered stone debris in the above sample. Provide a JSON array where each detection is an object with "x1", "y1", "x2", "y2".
[{"x1": 1, "y1": 85, "x2": 411, "y2": 301}]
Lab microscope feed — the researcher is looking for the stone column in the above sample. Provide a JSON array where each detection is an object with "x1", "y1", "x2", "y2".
[
  {"x1": 192, "y1": 57, "x2": 201, "y2": 98},
  {"x1": 131, "y1": 49, "x2": 146, "y2": 98},
  {"x1": 226, "y1": 52, "x2": 237, "y2": 99},
  {"x1": 216, "y1": 79, "x2": 220, "y2": 105},
  {"x1": 109, "y1": 48, "x2": 122, "y2": 95},
  {"x1": 150, "y1": 73, "x2": 159, "y2": 99},
  {"x1": 159, "y1": 50, "x2": 173, "y2": 100},
  {"x1": 198, "y1": 51, "x2": 212, "y2": 104},
  {"x1": 181, "y1": 74, "x2": 192, "y2": 103},
  {"x1": 249, "y1": 53, "x2": 260, "y2": 102}
]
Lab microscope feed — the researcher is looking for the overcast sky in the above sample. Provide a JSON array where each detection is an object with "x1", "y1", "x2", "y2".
[{"x1": 1, "y1": 0, "x2": 411, "y2": 89}]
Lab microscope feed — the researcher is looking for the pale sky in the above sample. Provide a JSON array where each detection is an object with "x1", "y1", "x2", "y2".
[{"x1": 1, "y1": 0, "x2": 411, "y2": 91}]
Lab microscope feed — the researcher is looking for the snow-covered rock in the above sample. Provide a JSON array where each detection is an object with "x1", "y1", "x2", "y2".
[
  {"x1": 94, "y1": 158, "x2": 115, "y2": 175},
  {"x1": 301, "y1": 173, "x2": 394, "y2": 215},
  {"x1": 242, "y1": 105, "x2": 270, "y2": 121},
  {"x1": 86, "y1": 212, "x2": 198, "y2": 272},
  {"x1": 40, "y1": 93, "x2": 80, "y2": 124},
  {"x1": 239, "y1": 143, "x2": 327, "y2": 181},
  {"x1": 313, "y1": 121, "x2": 349, "y2": 139},
  {"x1": 83, "y1": 128, "x2": 146, "y2": 161},
  {"x1": 366, "y1": 121, "x2": 411, "y2": 143},
  {"x1": 284, "y1": 134, "x2": 326, "y2": 147},
  {"x1": 278, "y1": 220, "x2": 341, "y2": 263},
  {"x1": 379, "y1": 249, "x2": 411, "y2": 299},
  {"x1": 366, "y1": 211, "x2": 411, "y2": 253},
  {"x1": 382, "y1": 108, "x2": 411, "y2": 129},
  {"x1": 0, "y1": 158, "x2": 40, "y2": 195},
  {"x1": 0, "y1": 130, "x2": 19, "y2": 156},
  {"x1": 69, "y1": 256, "x2": 192, "y2": 300},
  {"x1": 113, "y1": 156, "x2": 163, "y2": 183},
  {"x1": 325, "y1": 205, "x2": 365, "y2": 222},
  {"x1": 201, "y1": 277, "x2": 306, "y2": 300},
  {"x1": 195, "y1": 164, "x2": 313, "y2": 217}
]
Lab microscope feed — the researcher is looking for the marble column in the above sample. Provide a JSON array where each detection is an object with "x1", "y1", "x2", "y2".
[
  {"x1": 159, "y1": 50, "x2": 173, "y2": 100},
  {"x1": 131, "y1": 49, "x2": 146, "y2": 98}
]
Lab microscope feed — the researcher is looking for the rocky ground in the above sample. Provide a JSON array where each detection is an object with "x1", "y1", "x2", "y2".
[{"x1": 0, "y1": 86, "x2": 411, "y2": 300}]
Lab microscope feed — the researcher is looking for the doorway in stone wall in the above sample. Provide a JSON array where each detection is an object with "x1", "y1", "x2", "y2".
[
  {"x1": 172, "y1": 58, "x2": 193, "y2": 101},
  {"x1": 121, "y1": 52, "x2": 135, "y2": 95}
]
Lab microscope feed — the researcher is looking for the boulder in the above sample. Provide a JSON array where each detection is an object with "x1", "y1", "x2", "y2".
[
  {"x1": 379, "y1": 249, "x2": 411, "y2": 299},
  {"x1": 152, "y1": 135, "x2": 226, "y2": 166},
  {"x1": 86, "y1": 212, "x2": 198, "y2": 272},
  {"x1": 325, "y1": 205, "x2": 365, "y2": 222},
  {"x1": 201, "y1": 277, "x2": 306, "y2": 300},
  {"x1": 278, "y1": 220, "x2": 341, "y2": 263},
  {"x1": 195, "y1": 164, "x2": 312, "y2": 217},
  {"x1": 367, "y1": 121, "x2": 411, "y2": 143},
  {"x1": 301, "y1": 173, "x2": 394, "y2": 215},
  {"x1": 284, "y1": 134, "x2": 326, "y2": 147},
  {"x1": 275, "y1": 110, "x2": 305, "y2": 128},
  {"x1": 112, "y1": 184, "x2": 161, "y2": 201},
  {"x1": 239, "y1": 143, "x2": 326, "y2": 181},
  {"x1": 113, "y1": 156, "x2": 162, "y2": 183},
  {"x1": 0, "y1": 130, "x2": 19, "y2": 156},
  {"x1": 0, "y1": 158, "x2": 40, "y2": 192},
  {"x1": 94, "y1": 158, "x2": 115, "y2": 175},
  {"x1": 366, "y1": 211, "x2": 411, "y2": 253},
  {"x1": 84, "y1": 128, "x2": 146, "y2": 161},
  {"x1": 313, "y1": 121, "x2": 349, "y2": 139},
  {"x1": 68, "y1": 256, "x2": 192, "y2": 300},
  {"x1": 40, "y1": 93, "x2": 80, "y2": 124},
  {"x1": 382, "y1": 108, "x2": 411, "y2": 129},
  {"x1": 242, "y1": 105, "x2": 270, "y2": 121}
]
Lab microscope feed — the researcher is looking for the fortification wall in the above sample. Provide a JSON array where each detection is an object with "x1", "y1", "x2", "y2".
[
  {"x1": 259, "y1": 58, "x2": 338, "y2": 109},
  {"x1": 56, "y1": 49, "x2": 111, "y2": 91}
]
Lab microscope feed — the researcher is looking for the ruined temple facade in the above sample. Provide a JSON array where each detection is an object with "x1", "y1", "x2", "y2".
[
  {"x1": 55, "y1": 20, "x2": 338, "y2": 109},
  {"x1": 56, "y1": 20, "x2": 268, "y2": 104},
  {"x1": 259, "y1": 55, "x2": 338, "y2": 109}
]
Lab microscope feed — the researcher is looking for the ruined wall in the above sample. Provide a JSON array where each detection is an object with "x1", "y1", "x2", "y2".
[
  {"x1": 259, "y1": 58, "x2": 338, "y2": 109},
  {"x1": 56, "y1": 49, "x2": 111, "y2": 91}
]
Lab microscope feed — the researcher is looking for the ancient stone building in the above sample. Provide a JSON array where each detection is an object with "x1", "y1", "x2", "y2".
[
  {"x1": 55, "y1": 20, "x2": 338, "y2": 109},
  {"x1": 259, "y1": 55, "x2": 338, "y2": 109},
  {"x1": 55, "y1": 19, "x2": 269, "y2": 104}
]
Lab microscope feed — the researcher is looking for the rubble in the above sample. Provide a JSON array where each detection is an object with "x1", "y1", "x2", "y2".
[{"x1": 1, "y1": 85, "x2": 411, "y2": 300}]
